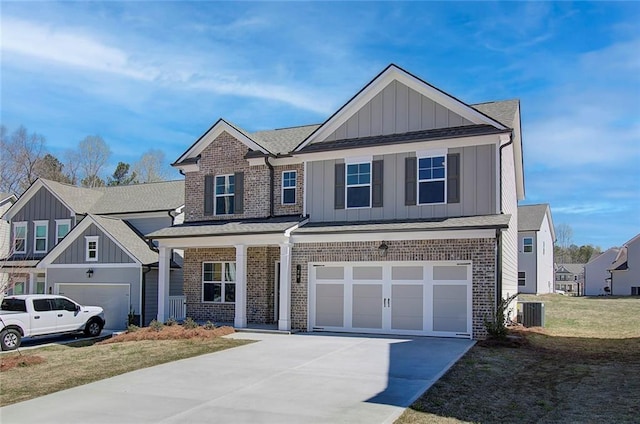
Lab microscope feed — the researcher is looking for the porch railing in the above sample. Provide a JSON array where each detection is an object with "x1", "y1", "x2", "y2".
[{"x1": 168, "y1": 296, "x2": 187, "y2": 321}]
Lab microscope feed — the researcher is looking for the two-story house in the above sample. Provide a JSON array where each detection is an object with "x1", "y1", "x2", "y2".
[
  {"x1": 517, "y1": 204, "x2": 555, "y2": 294},
  {"x1": 584, "y1": 248, "x2": 620, "y2": 295},
  {"x1": 609, "y1": 233, "x2": 640, "y2": 295},
  {"x1": 555, "y1": 264, "x2": 584, "y2": 295},
  {"x1": 149, "y1": 64, "x2": 525, "y2": 339},
  {"x1": 1, "y1": 178, "x2": 185, "y2": 329}
]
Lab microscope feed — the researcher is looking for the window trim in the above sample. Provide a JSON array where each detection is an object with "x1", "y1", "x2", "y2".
[
  {"x1": 13, "y1": 222, "x2": 27, "y2": 254},
  {"x1": 33, "y1": 220, "x2": 49, "y2": 254},
  {"x1": 214, "y1": 174, "x2": 235, "y2": 216},
  {"x1": 202, "y1": 261, "x2": 236, "y2": 304},
  {"x1": 281, "y1": 170, "x2": 297, "y2": 205},
  {"x1": 518, "y1": 271, "x2": 526, "y2": 286},
  {"x1": 345, "y1": 161, "x2": 372, "y2": 209},
  {"x1": 523, "y1": 237, "x2": 534, "y2": 253},
  {"x1": 85, "y1": 236, "x2": 99, "y2": 262},
  {"x1": 55, "y1": 219, "x2": 71, "y2": 245},
  {"x1": 417, "y1": 151, "x2": 447, "y2": 205}
]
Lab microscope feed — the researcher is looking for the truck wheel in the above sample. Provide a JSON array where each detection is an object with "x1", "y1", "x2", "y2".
[
  {"x1": 84, "y1": 319, "x2": 103, "y2": 337},
  {"x1": 0, "y1": 329, "x2": 21, "y2": 351}
]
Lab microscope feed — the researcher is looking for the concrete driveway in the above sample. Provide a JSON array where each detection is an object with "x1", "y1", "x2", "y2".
[{"x1": 0, "y1": 332, "x2": 474, "y2": 424}]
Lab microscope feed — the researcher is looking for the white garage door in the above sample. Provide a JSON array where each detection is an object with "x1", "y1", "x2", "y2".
[
  {"x1": 309, "y1": 261, "x2": 472, "y2": 338},
  {"x1": 57, "y1": 284, "x2": 130, "y2": 330}
]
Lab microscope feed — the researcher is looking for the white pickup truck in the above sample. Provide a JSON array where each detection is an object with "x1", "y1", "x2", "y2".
[{"x1": 0, "y1": 295, "x2": 105, "y2": 351}]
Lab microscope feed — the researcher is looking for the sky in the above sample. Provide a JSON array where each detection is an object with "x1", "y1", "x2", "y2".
[{"x1": 1, "y1": 1, "x2": 639, "y2": 250}]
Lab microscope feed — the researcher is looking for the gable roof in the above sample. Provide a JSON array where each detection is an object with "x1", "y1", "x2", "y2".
[
  {"x1": 472, "y1": 100, "x2": 520, "y2": 129},
  {"x1": 556, "y1": 263, "x2": 585, "y2": 275},
  {"x1": 250, "y1": 124, "x2": 321, "y2": 156},
  {"x1": 0, "y1": 192, "x2": 17, "y2": 204},
  {"x1": 518, "y1": 204, "x2": 554, "y2": 240},
  {"x1": 609, "y1": 233, "x2": 640, "y2": 272},
  {"x1": 3, "y1": 178, "x2": 184, "y2": 221},
  {"x1": 38, "y1": 214, "x2": 158, "y2": 267},
  {"x1": 295, "y1": 64, "x2": 508, "y2": 151}
]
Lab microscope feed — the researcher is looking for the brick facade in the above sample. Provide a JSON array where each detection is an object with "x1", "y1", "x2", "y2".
[
  {"x1": 273, "y1": 163, "x2": 304, "y2": 216},
  {"x1": 289, "y1": 238, "x2": 496, "y2": 339}
]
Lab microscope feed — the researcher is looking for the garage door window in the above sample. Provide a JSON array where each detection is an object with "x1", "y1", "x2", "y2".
[{"x1": 203, "y1": 262, "x2": 236, "y2": 303}]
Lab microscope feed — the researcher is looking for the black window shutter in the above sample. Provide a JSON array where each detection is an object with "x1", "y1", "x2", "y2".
[
  {"x1": 405, "y1": 157, "x2": 417, "y2": 206},
  {"x1": 334, "y1": 163, "x2": 345, "y2": 210},
  {"x1": 372, "y1": 160, "x2": 384, "y2": 208},
  {"x1": 447, "y1": 153, "x2": 460, "y2": 204},
  {"x1": 204, "y1": 175, "x2": 214, "y2": 215},
  {"x1": 234, "y1": 172, "x2": 244, "y2": 214}
]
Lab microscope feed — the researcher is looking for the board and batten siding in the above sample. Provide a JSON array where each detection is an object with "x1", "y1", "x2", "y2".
[
  {"x1": 322, "y1": 80, "x2": 474, "y2": 142},
  {"x1": 307, "y1": 144, "x2": 496, "y2": 222},
  {"x1": 125, "y1": 216, "x2": 173, "y2": 237},
  {"x1": 143, "y1": 269, "x2": 184, "y2": 325},
  {"x1": 52, "y1": 223, "x2": 135, "y2": 264},
  {"x1": 11, "y1": 186, "x2": 74, "y2": 258}
]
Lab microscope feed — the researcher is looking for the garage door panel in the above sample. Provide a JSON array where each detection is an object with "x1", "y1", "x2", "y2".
[
  {"x1": 58, "y1": 284, "x2": 130, "y2": 330},
  {"x1": 352, "y1": 284, "x2": 382, "y2": 329},
  {"x1": 315, "y1": 284, "x2": 344, "y2": 327},
  {"x1": 433, "y1": 265, "x2": 468, "y2": 280},
  {"x1": 391, "y1": 284, "x2": 423, "y2": 331},
  {"x1": 432, "y1": 284, "x2": 467, "y2": 333}
]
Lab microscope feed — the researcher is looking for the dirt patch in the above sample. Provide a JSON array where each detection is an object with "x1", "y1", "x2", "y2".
[
  {"x1": 1, "y1": 355, "x2": 46, "y2": 372},
  {"x1": 98, "y1": 325, "x2": 235, "y2": 344}
]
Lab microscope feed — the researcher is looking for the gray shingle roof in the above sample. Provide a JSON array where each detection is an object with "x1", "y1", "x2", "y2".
[
  {"x1": 250, "y1": 125, "x2": 321, "y2": 155},
  {"x1": 294, "y1": 214, "x2": 511, "y2": 234},
  {"x1": 518, "y1": 204, "x2": 550, "y2": 232},
  {"x1": 0, "y1": 192, "x2": 16, "y2": 203},
  {"x1": 556, "y1": 264, "x2": 585, "y2": 275},
  {"x1": 91, "y1": 215, "x2": 158, "y2": 265},
  {"x1": 39, "y1": 179, "x2": 184, "y2": 215},
  {"x1": 148, "y1": 216, "x2": 304, "y2": 238},
  {"x1": 472, "y1": 99, "x2": 519, "y2": 129}
]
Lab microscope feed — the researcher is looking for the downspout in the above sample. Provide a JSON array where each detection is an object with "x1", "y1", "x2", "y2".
[
  {"x1": 265, "y1": 156, "x2": 275, "y2": 218},
  {"x1": 496, "y1": 134, "x2": 513, "y2": 310}
]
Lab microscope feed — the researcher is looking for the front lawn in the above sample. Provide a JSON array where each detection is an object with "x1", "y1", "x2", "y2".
[
  {"x1": 0, "y1": 326, "x2": 251, "y2": 407},
  {"x1": 397, "y1": 295, "x2": 640, "y2": 423}
]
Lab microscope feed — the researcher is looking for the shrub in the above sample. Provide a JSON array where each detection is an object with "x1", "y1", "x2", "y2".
[
  {"x1": 165, "y1": 317, "x2": 178, "y2": 326},
  {"x1": 204, "y1": 321, "x2": 216, "y2": 330},
  {"x1": 149, "y1": 320, "x2": 164, "y2": 332},
  {"x1": 127, "y1": 324, "x2": 139, "y2": 333},
  {"x1": 183, "y1": 317, "x2": 198, "y2": 329},
  {"x1": 484, "y1": 292, "x2": 519, "y2": 340}
]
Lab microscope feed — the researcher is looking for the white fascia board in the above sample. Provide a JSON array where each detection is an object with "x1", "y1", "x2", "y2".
[
  {"x1": 291, "y1": 229, "x2": 497, "y2": 244},
  {"x1": 175, "y1": 120, "x2": 268, "y2": 165},
  {"x1": 298, "y1": 65, "x2": 506, "y2": 150},
  {"x1": 45, "y1": 263, "x2": 141, "y2": 269},
  {"x1": 156, "y1": 233, "x2": 289, "y2": 249},
  {"x1": 248, "y1": 156, "x2": 303, "y2": 167},
  {"x1": 294, "y1": 134, "x2": 500, "y2": 163},
  {"x1": 174, "y1": 163, "x2": 200, "y2": 173},
  {"x1": 103, "y1": 211, "x2": 172, "y2": 220}
]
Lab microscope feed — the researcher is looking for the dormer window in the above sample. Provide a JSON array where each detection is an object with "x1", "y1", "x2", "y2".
[
  {"x1": 85, "y1": 236, "x2": 99, "y2": 261},
  {"x1": 215, "y1": 175, "x2": 235, "y2": 215}
]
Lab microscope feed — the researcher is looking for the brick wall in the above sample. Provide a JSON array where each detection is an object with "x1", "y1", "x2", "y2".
[
  {"x1": 289, "y1": 238, "x2": 496, "y2": 339},
  {"x1": 183, "y1": 246, "x2": 278, "y2": 324},
  {"x1": 273, "y1": 163, "x2": 304, "y2": 216}
]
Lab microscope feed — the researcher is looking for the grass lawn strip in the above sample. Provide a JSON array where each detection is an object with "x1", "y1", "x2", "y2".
[
  {"x1": 396, "y1": 295, "x2": 640, "y2": 423},
  {"x1": 0, "y1": 329, "x2": 252, "y2": 407}
]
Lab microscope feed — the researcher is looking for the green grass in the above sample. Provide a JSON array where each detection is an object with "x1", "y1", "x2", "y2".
[
  {"x1": 397, "y1": 295, "x2": 640, "y2": 423},
  {"x1": 0, "y1": 337, "x2": 251, "y2": 407}
]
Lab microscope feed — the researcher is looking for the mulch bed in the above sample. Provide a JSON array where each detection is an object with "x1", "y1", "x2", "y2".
[
  {"x1": 98, "y1": 325, "x2": 235, "y2": 344},
  {"x1": 1, "y1": 355, "x2": 46, "y2": 372}
]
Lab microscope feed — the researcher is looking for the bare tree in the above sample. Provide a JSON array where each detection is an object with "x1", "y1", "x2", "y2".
[
  {"x1": 555, "y1": 223, "x2": 574, "y2": 263},
  {"x1": 77, "y1": 135, "x2": 111, "y2": 188},
  {"x1": 0, "y1": 125, "x2": 46, "y2": 195},
  {"x1": 63, "y1": 149, "x2": 82, "y2": 186},
  {"x1": 134, "y1": 149, "x2": 169, "y2": 183}
]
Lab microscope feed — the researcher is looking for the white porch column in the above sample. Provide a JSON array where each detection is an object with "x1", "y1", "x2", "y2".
[
  {"x1": 234, "y1": 244, "x2": 247, "y2": 328},
  {"x1": 28, "y1": 273, "x2": 36, "y2": 294},
  {"x1": 278, "y1": 242, "x2": 292, "y2": 331},
  {"x1": 157, "y1": 247, "x2": 171, "y2": 322}
]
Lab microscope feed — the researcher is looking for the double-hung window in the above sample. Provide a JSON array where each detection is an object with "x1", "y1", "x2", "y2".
[
  {"x1": 215, "y1": 175, "x2": 235, "y2": 215},
  {"x1": 13, "y1": 222, "x2": 27, "y2": 253},
  {"x1": 202, "y1": 262, "x2": 236, "y2": 303},
  {"x1": 282, "y1": 171, "x2": 297, "y2": 205},
  {"x1": 418, "y1": 154, "x2": 446, "y2": 204},
  {"x1": 85, "y1": 236, "x2": 99, "y2": 261},
  {"x1": 55, "y1": 219, "x2": 71, "y2": 245},
  {"x1": 34, "y1": 221, "x2": 48, "y2": 253},
  {"x1": 518, "y1": 271, "x2": 526, "y2": 286},
  {"x1": 523, "y1": 237, "x2": 533, "y2": 253},
  {"x1": 346, "y1": 162, "x2": 371, "y2": 208}
]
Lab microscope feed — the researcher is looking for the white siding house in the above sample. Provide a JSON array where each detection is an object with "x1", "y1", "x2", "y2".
[
  {"x1": 517, "y1": 204, "x2": 555, "y2": 294},
  {"x1": 610, "y1": 233, "x2": 640, "y2": 296},
  {"x1": 584, "y1": 248, "x2": 619, "y2": 296}
]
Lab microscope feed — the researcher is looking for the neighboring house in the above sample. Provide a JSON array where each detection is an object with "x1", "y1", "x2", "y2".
[
  {"x1": 517, "y1": 204, "x2": 555, "y2": 294},
  {"x1": 0, "y1": 178, "x2": 185, "y2": 329},
  {"x1": 555, "y1": 264, "x2": 585, "y2": 295},
  {"x1": 149, "y1": 64, "x2": 525, "y2": 339},
  {"x1": 0, "y1": 192, "x2": 18, "y2": 294},
  {"x1": 584, "y1": 248, "x2": 620, "y2": 296},
  {"x1": 609, "y1": 233, "x2": 640, "y2": 295}
]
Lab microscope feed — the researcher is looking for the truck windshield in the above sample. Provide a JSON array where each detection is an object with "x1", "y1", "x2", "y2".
[{"x1": 1, "y1": 298, "x2": 27, "y2": 312}]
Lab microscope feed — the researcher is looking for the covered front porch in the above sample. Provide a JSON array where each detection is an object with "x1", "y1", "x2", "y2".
[{"x1": 150, "y1": 217, "x2": 305, "y2": 332}]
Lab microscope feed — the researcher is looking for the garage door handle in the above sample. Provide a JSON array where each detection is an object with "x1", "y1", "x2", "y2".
[
  {"x1": 58, "y1": 314, "x2": 63, "y2": 317},
  {"x1": 34, "y1": 316, "x2": 40, "y2": 319}
]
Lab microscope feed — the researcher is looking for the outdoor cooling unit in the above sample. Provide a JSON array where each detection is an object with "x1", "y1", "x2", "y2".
[{"x1": 518, "y1": 302, "x2": 545, "y2": 328}]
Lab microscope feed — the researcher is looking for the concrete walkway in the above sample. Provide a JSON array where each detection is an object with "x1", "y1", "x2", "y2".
[{"x1": 0, "y1": 332, "x2": 474, "y2": 424}]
